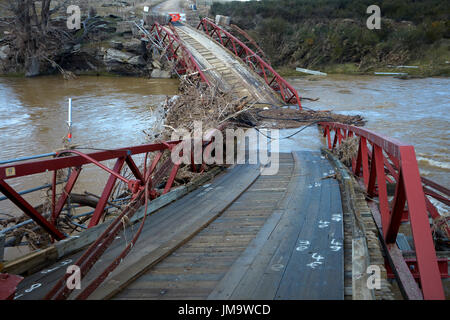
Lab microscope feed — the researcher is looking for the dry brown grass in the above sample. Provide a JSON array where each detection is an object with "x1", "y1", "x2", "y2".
[
  {"x1": 253, "y1": 107, "x2": 366, "y2": 129},
  {"x1": 331, "y1": 136, "x2": 359, "y2": 167},
  {"x1": 159, "y1": 77, "x2": 253, "y2": 140}
]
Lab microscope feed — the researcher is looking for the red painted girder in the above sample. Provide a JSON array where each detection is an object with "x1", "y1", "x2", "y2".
[
  {"x1": 385, "y1": 257, "x2": 449, "y2": 280},
  {"x1": 400, "y1": 147, "x2": 445, "y2": 299},
  {"x1": 151, "y1": 23, "x2": 210, "y2": 85},
  {"x1": 320, "y1": 122, "x2": 408, "y2": 159},
  {"x1": 52, "y1": 166, "x2": 82, "y2": 224},
  {"x1": 197, "y1": 18, "x2": 302, "y2": 109},
  {"x1": 422, "y1": 177, "x2": 450, "y2": 196},
  {"x1": 0, "y1": 274, "x2": 23, "y2": 300},
  {"x1": 0, "y1": 180, "x2": 65, "y2": 240},
  {"x1": 0, "y1": 141, "x2": 180, "y2": 180},
  {"x1": 88, "y1": 157, "x2": 126, "y2": 228}
]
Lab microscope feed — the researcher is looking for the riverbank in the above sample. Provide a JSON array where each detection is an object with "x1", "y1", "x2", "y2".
[
  {"x1": 1, "y1": 0, "x2": 448, "y2": 79},
  {"x1": 211, "y1": 0, "x2": 450, "y2": 79},
  {"x1": 277, "y1": 60, "x2": 450, "y2": 78},
  {"x1": 277, "y1": 52, "x2": 450, "y2": 78},
  {"x1": 0, "y1": 0, "x2": 175, "y2": 78}
]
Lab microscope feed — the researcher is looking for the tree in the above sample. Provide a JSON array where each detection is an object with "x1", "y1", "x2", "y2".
[{"x1": 1, "y1": 0, "x2": 69, "y2": 76}]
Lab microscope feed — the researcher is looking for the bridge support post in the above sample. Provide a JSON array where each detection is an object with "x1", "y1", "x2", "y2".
[
  {"x1": 88, "y1": 157, "x2": 126, "y2": 228},
  {"x1": 394, "y1": 147, "x2": 444, "y2": 299}
]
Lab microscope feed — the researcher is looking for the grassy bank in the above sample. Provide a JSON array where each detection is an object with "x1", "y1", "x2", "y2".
[{"x1": 211, "y1": 0, "x2": 450, "y2": 77}]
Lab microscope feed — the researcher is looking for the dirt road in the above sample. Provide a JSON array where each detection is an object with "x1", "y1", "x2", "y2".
[{"x1": 152, "y1": 0, "x2": 183, "y2": 13}]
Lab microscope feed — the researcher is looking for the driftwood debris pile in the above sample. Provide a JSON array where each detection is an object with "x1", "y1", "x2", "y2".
[
  {"x1": 159, "y1": 78, "x2": 254, "y2": 139},
  {"x1": 253, "y1": 107, "x2": 366, "y2": 129},
  {"x1": 332, "y1": 136, "x2": 360, "y2": 166},
  {"x1": 144, "y1": 78, "x2": 252, "y2": 187}
]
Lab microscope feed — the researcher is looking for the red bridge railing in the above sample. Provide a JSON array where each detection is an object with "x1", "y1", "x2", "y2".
[
  {"x1": 0, "y1": 141, "x2": 185, "y2": 240},
  {"x1": 149, "y1": 22, "x2": 210, "y2": 85},
  {"x1": 320, "y1": 122, "x2": 447, "y2": 300},
  {"x1": 1, "y1": 139, "x2": 216, "y2": 299},
  {"x1": 197, "y1": 18, "x2": 302, "y2": 109}
]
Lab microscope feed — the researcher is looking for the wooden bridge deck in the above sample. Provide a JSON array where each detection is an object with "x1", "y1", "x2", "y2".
[
  {"x1": 114, "y1": 151, "x2": 344, "y2": 300},
  {"x1": 174, "y1": 24, "x2": 282, "y2": 106},
  {"x1": 14, "y1": 151, "x2": 344, "y2": 300}
]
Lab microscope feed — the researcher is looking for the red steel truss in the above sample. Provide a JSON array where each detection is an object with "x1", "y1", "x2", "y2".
[
  {"x1": 385, "y1": 257, "x2": 449, "y2": 280},
  {"x1": 45, "y1": 157, "x2": 154, "y2": 300},
  {"x1": 42, "y1": 130, "x2": 220, "y2": 300},
  {"x1": 0, "y1": 274, "x2": 23, "y2": 300},
  {"x1": 0, "y1": 141, "x2": 184, "y2": 240},
  {"x1": 1, "y1": 135, "x2": 219, "y2": 299},
  {"x1": 149, "y1": 22, "x2": 210, "y2": 84},
  {"x1": 197, "y1": 18, "x2": 302, "y2": 109},
  {"x1": 320, "y1": 122, "x2": 447, "y2": 300}
]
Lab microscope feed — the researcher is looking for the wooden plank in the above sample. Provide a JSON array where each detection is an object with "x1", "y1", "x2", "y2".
[
  {"x1": 253, "y1": 183, "x2": 317, "y2": 298},
  {"x1": 114, "y1": 154, "x2": 294, "y2": 300},
  {"x1": 274, "y1": 155, "x2": 344, "y2": 299},
  {"x1": 88, "y1": 164, "x2": 261, "y2": 300},
  {"x1": 12, "y1": 250, "x2": 85, "y2": 300},
  {"x1": 13, "y1": 166, "x2": 236, "y2": 299},
  {"x1": 239, "y1": 190, "x2": 286, "y2": 198},
  {"x1": 117, "y1": 287, "x2": 214, "y2": 300},
  {"x1": 388, "y1": 244, "x2": 423, "y2": 300},
  {"x1": 367, "y1": 201, "x2": 423, "y2": 300},
  {"x1": 314, "y1": 160, "x2": 344, "y2": 297},
  {"x1": 323, "y1": 148, "x2": 374, "y2": 300},
  {"x1": 134, "y1": 273, "x2": 224, "y2": 282},
  {"x1": 217, "y1": 152, "x2": 344, "y2": 300},
  {"x1": 13, "y1": 218, "x2": 143, "y2": 299},
  {"x1": 65, "y1": 168, "x2": 250, "y2": 298},
  {"x1": 72, "y1": 166, "x2": 251, "y2": 297},
  {"x1": 140, "y1": 264, "x2": 232, "y2": 275},
  {"x1": 123, "y1": 280, "x2": 220, "y2": 291},
  {"x1": 153, "y1": 255, "x2": 239, "y2": 266},
  {"x1": 352, "y1": 237, "x2": 374, "y2": 300},
  {"x1": 225, "y1": 151, "x2": 311, "y2": 299},
  {"x1": 2, "y1": 247, "x2": 58, "y2": 276},
  {"x1": 208, "y1": 209, "x2": 284, "y2": 299}
]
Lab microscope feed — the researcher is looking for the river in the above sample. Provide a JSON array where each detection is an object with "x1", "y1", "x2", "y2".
[
  {"x1": 0, "y1": 74, "x2": 448, "y2": 221},
  {"x1": 0, "y1": 75, "x2": 178, "y2": 224},
  {"x1": 285, "y1": 75, "x2": 449, "y2": 188}
]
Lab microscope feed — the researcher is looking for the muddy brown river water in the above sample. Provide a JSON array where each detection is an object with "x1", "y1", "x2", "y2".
[
  {"x1": 288, "y1": 75, "x2": 449, "y2": 187},
  {"x1": 0, "y1": 76, "x2": 179, "y2": 157},
  {"x1": 0, "y1": 74, "x2": 448, "y2": 259},
  {"x1": 0, "y1": 76, "x2": 178, "y2": 259}
]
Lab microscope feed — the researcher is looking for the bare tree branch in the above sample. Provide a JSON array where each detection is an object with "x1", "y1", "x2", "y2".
[{"x1": 49, "y1": 0, "x2": 69, "y2": 15}]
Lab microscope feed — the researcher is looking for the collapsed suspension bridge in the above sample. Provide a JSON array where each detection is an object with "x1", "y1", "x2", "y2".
[{"x1": 0, "y1": 19, "x2": 448, "y2": 300}]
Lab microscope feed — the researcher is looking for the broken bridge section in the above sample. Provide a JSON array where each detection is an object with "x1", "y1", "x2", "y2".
[{"x1": 154, "y1": 21, "x2": 285, "y2": 107}]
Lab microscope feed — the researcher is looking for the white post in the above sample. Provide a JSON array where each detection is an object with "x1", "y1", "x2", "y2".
[
  {"x1": 68, "y1": 98, "x2": 73, "y2": 142},
  {"x1": 68, "y1": 98, "x2": 72, "y2": 125}
]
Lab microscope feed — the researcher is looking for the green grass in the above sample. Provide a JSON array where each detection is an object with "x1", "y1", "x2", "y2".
[
  {"x1": 276, "y1": 63, "x2": 362, "y2": 77},
  {"x1": 276, "y1": 66, "x2": 308, "y2": 77},
  {"x1": 0, "y1": 72, "x2": 26, "y2": 78},
  {"x1": 321, "y1": 63, "x2": 364, "y2": 75}
]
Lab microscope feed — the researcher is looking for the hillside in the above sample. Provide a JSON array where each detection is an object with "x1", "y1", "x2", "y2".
[{"x1": 210, "y1": 0, "x2": 450, "y2": 76}]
